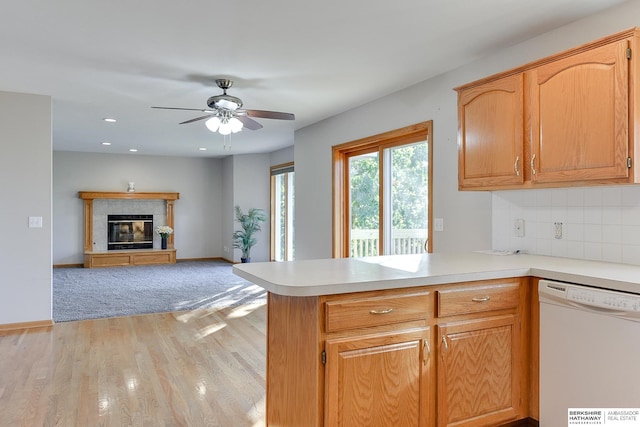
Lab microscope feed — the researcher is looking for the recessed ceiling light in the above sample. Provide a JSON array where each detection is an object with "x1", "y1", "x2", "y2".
[
  {"x1": 101, "y1": 142, "x2": 111, "y2": 146},
  {"x1": 199, "y1": 147, "x2": 207, "y2": 151},
  {"x1": 103, "y1": 118, "x2": 117, "y2": 123},
  {"x1": 129, "y1": 148, "x2": 138, "y2": 152}
]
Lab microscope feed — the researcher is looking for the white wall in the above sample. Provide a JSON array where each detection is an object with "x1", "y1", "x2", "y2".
[
  {"x1": 219, "y1": 151, "x2": 291, "y2": 263},
  {"x1": 231, "y1": 154, "x2": 272, "y2": 262},
  {"x1": 221, "y1": 156, "x2": 234, "y2": 261},
  {"x1": 0, "y1": 91, "x2": 52, "y2": 324},
  {"x1": 53, "y1": 150, "x2": 287, "y2": 265},
  {"x1": 53, "y1": 152, "x2": 223, "y2": 264},
  {"x1": 270, "y1": 145, "x2": 294, "y2": 166}
]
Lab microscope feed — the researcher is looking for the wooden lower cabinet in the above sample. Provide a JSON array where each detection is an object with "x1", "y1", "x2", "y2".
[
  {"x1": 437, "y1": 315, "x2": 522, "y2": 427},
  {"x1": 324, "y1": 328, "x2": 432, "y2": 427},
  {"x1": 265, "y1": 278, "x2": 533, "y2": 427}
]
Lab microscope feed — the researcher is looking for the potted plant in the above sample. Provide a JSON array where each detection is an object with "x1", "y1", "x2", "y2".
[{"x1": 232, "y1": 206, "x2": 266, "y2": 263}]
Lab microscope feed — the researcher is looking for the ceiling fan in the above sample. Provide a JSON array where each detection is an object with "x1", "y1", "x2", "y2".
[{"x1": 152, "y1": 79, "x2": 295, "y2": 135}]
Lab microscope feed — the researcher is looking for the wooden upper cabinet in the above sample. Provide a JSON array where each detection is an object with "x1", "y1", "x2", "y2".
[
  {"x1": 458, "y1": 74, "x2": 524, "y2": 189},
  {"x1": 456, "y1": 27, "x2": 639, "y2": 190},
  {"x1": 528, "y1": 39, "x2": 630, "y2": 184}
]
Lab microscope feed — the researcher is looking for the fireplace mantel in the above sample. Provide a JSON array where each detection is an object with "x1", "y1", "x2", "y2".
[
  {"x1": 78, "y1": 191, "x2": 180, "y2": 268},
  {"x1": 78, "y1": 191, "x2": 180, "y2": 201}
]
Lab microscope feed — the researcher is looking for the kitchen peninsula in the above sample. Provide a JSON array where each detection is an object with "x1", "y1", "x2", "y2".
[{"x1": 234, "y1": 252, "x2": 640, "y2": 427}]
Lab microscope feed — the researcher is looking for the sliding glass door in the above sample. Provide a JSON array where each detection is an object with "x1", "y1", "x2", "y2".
[
  {"x1": 334, "y1": 122, "x2": 433, "y2": 258},
  {"x1": 271, "y1": 163, "x2": 294, "y2": 261}
]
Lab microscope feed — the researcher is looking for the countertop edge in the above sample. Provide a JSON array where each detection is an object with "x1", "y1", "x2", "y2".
[
  {"x1": 234, "y1": 266, "x2": 533, "y2": 297},
  {"x1": 233, "y1": 253, "x2": 640, "y2": 297}
]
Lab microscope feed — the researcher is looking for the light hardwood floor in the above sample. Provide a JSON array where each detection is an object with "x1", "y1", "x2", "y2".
[{"x1": 0, "y1": 303, "x2": 266, "y2": 427}]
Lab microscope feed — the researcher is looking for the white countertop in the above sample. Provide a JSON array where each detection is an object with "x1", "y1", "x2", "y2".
[{"x1": 233, "y1": 252, "x2": 640, "y2": 296}]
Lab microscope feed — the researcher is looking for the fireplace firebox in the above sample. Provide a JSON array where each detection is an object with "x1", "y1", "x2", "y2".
[{"x1": 107, "y1": 214, "x2": 153, "y2": 250}]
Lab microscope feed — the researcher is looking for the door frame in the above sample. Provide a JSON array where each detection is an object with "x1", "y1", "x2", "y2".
[{"x1": 332, "y1": 121, "x2": 433, "y2": 258}]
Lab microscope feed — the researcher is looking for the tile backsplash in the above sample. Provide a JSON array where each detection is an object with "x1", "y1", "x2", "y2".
[{"x1": 492, "y1": 185, "x2": 640, "y2": 266}]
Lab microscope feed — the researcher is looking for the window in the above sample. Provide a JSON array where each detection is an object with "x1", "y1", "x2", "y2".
[
  {"x1": 332, "y1": 121, "x2": 433, "y2": 258},
  {"x1": 270, "y1": 162, "x2": 295, "y2": 261}
]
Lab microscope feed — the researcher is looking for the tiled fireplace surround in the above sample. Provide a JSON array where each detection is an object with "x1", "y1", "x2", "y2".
[{"x1": 93, "y1": 199, "x2": 166, "y2": 251}]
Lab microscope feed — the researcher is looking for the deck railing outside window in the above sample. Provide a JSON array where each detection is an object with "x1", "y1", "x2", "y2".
[{"x1": 350, "y1": 229, "x2": 428, "y2": 257}]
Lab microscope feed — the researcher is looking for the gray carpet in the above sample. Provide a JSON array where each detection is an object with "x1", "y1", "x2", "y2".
[{"x1": 53, "y1": 260, "x2": 266, "y2": 322}]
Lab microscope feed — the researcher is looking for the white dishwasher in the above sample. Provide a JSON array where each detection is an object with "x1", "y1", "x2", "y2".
[{"x1": 539, "y1": 279, "x2": 640, "y2": 425}]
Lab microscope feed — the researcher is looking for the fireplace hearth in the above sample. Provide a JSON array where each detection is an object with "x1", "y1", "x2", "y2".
[{"x1": 107, "y1": 214, "x2": 153, "y2": 250}]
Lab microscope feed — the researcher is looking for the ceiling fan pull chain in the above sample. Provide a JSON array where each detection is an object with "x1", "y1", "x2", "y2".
[{"x1": 223, "y1": 134, "x2": 232, "y2": 151}]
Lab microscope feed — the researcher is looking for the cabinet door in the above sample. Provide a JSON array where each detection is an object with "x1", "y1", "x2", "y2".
[
  {"x1": 528, "y1": 39, "x2": 630, "y2": 183},
  {"x1": 325, "y1": 328, "x2": 432, "y2": 427},
  {"x1": 437, "y1": 315, "x2": 521, "y2": 427},
  {"x1": 458, "y1": 73, "x2": 524, "y2": 189}
]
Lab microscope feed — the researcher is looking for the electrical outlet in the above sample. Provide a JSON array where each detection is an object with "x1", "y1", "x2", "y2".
[
  {"x1": 514, "y1": 219, "x2": 525, "y2": 237},
  {"x1": 554, "y1": 222, "x2": 563, "y2": 239},
  {"x1": 434, "y1": 218, "x2": 444, "y2": 232}
]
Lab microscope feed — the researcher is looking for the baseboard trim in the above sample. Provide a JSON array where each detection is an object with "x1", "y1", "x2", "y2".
[
  {"x1": 54, "y1": 257, "x2": 232, "y2": 269},
  {"x1": 0, "y1": 319, "x2": 54, "y2": 332},
  {"x1": 500, "y1": 418, "x2": 539, "y2": 427},
  {"x1": 176, "y1": 257, "x2": 230, "y2": 263},
  {"x1": 53, "y1": 263, "x2": 83, "y2": 268}
]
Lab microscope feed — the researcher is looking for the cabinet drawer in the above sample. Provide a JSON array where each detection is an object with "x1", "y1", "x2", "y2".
[
  {"x1": 325, "y1": 292, "x2": 430, "y2": 333},
  {"x1": 437, "y1": 282, "x2": 519, "y2": 317}
]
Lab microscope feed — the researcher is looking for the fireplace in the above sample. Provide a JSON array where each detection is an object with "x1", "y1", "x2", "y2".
[{"x1": 107, "y1": 214, "x2": 153, "y2": 250}]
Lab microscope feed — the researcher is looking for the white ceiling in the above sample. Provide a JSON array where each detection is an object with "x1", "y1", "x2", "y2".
[{"x1": 0, "y1": 0, "x2": 629, "y2": 158}]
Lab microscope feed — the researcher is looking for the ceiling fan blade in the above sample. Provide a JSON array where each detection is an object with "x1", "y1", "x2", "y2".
[
  {"x1": 243, "y1": 109, "x2": 295, "y2": 120},
  {"x1": 152, "y1": 106, "x2": 216, "y2": 113},
  {"x1": 179, "y1": 114, "x2": 214, "y2": 125},
  {"x1": 236, "y1": 115, "x2": 263, "y2": 130}
]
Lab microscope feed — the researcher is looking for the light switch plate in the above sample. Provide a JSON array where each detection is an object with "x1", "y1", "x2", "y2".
[
  {"x1": 434, "y1": 218, "x2": 444, "y2": 232},
  {"x1": 28, "y1": 216, "x2": 43, "y2": 228}
]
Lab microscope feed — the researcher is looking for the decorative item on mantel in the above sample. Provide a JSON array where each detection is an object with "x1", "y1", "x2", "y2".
[
  {"x1": 156, "y1": 225, "x2": 173, "y2": 250},
  {"x1": 127, "y1": 181, "x2": 135, "y2": 192}
]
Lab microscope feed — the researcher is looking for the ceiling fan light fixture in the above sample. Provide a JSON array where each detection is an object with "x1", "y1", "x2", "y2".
[
  {"x1": 219, "y1": 122, "x2": 232, "y2": 135},
  {"x1": 205, "y1": 116, "x2": 221, "y2": 132},
  {"x1": 205, "y1": 115, "x2": 243, "y2": 135},
  {"x1": 229, "y1": 117, "x2": 243, "y2": 133}
]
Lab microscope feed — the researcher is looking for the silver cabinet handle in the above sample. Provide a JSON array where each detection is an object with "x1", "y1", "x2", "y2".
[
  {"x1": 441, "y1": 335, "x2": 449, "y2": 352},
  {"x1": 423, "y1": 339, "x2": 431, "y2": 365},
  {"x1": 471, "y1": 296, "x2": 491, "y2": 302},
  {"x1": 531, "y1": 154, "x2": 537, "y2": 175},
  {"x1": 369, "y1": 308, "x2": 394, "y2": 315},
  {"x1": 514, "y1": 156, "x2": 520, "y2": 176}
]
